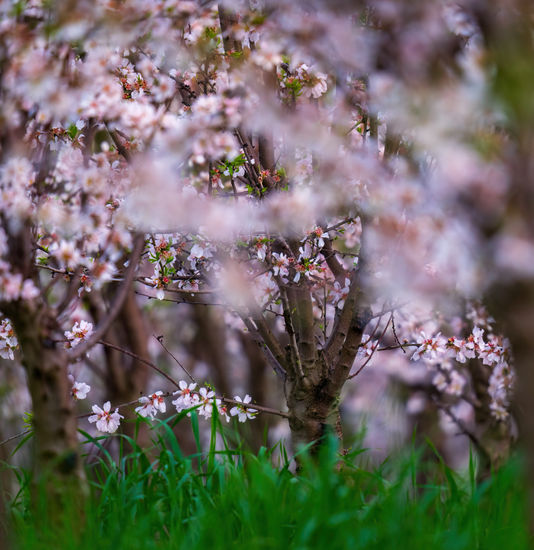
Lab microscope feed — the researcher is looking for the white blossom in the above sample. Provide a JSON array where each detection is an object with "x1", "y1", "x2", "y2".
[
  {"x1": 230, "y1": 394, "x2": 257, "y2": 422},
  {"x1": 88, "y1": 401, "x2": 123, "y2": 433}
]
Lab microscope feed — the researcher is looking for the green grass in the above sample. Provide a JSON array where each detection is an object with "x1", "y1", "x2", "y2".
[{"x1": 5, "y1": 413, "x2": 531, "y2": 550}]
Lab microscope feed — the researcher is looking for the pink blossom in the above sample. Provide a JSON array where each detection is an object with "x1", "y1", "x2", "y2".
[
  {"x1": 332, "y1": 277, "x2": 350, "y2": 309},
  {"x1": 64, "y1": 320, "x2": 93, "y2": 348},
  {"x1": 135, "y1": 391, "x2": 166, "y2": 419},
  {"x1": 88, "y1": 401, "x2": 123, "y2": 433},
  {"x1": 0, "y1": 318, "x2": 18, "y2": 360},
  {"x1": 411, "y1": 331, "x2": 445, "y2": 362},
  {"x1": 71, "y1": 380, "x2": 91, "y2": 400},
  {"x1": 171, "y1": 381, "x2": 199, "y2": 413}
]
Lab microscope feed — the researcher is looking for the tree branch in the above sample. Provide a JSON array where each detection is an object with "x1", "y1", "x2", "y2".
[
  {"x1": 154, "y1": 334, "x2": 197, "y2": 384},
  {"x1": 68, "y1": 234, "x2": 145, "y2": 360},
  {"x1": 293, "y1": 283, "x2": 318, "y2": 380},
  {"x1": 98, "y1": 339, "x2": 181, "y2": 389},
  {"x1": 240, "y1": 316, "x2": 287, "y2": 380},
  {"x1": 325, "y1": 269, "x2": 360, "y2": 363}
]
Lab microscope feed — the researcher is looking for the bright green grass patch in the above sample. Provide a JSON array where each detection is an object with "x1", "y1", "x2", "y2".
[{"x1": 6, "y1": 415, "x2": 531, "y2": 550}]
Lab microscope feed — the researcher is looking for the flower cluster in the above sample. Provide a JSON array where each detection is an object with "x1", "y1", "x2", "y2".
[
  {"x1": 64, "y1": 320, "x2": 94, "y2": 349},
  {"x1": 83, "y1": 383, "x2": 260, "y2": 434},
  {"x1": 135, "y1": 391, "x2": 166, "y2": 419},
  {"x1": 88, "y1": 402, "x2": 123, "y2": 433},
  {"x1": 229, "y1": 395, "x2": 258, "y2": 423},
  {"x1": 0, "y1": 318, "x2": 18, "y2": 360},
  {"x1": 410, "y1": 323, "x2": 514, "y2": 420},
  {"x1": 128, "y1": 381, "x2": 259, "y2": 425},
  {"x1": 171, "y1": 381, "x2": 256, "y2": 422},
  {"x1": 0, "y1": 261, "x2": 39, "y2": 302}
]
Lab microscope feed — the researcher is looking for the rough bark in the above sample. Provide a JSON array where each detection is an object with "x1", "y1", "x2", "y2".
[
  {"x1": 3, "y1": 301, "x2": 85, "y2": 512},
  {"x1": 285, "y1": 279, "x2": 370, "y2": 453},
  {"x1": 286, "y1": 357, "x2": 335, "y2": 451}
]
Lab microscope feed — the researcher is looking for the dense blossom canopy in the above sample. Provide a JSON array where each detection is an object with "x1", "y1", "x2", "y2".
[{"x1": 0, "y1": 0, "x2": 520, "y2": 453}]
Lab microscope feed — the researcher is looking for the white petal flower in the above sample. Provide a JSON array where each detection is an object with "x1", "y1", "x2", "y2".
[
  {"x1": 135, "y1": 391, "x2": 166, "y2": 419},
  {"x1": 88, "y1": 401, "x2": 123, "y2": 433},
  {"x1": 172, "y1": 381, "x2": 198, "y2": 412},
  {"x1": 230, "y1": 394, "x2": 257, "y2": 423},
  {"x1": 71, "y1": 381, "x2": 91, "y2": 400}
]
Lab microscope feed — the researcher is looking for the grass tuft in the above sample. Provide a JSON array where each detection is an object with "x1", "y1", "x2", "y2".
[{"x1": 4, "y1": 414, "x2": 531, "y2": 550}]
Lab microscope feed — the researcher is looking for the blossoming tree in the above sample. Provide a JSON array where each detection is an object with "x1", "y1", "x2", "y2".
[{"x1": 0, "y1": 0, "x2": 524, "y2": 500}]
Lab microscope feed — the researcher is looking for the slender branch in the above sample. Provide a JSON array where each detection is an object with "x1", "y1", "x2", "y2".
[
  {"x1": 278, "y1": 284, "x2": 304, "y2": 378},
  {"x1": 108, "y1": 127, "x2": 131, "y2": 162},
  {"x1": 391, "y1": 312, "x2": 405, "y2": 353},
  {"x1": 251, "y1": 314, "x2": 288, "y2": 372},
  {"x1": 240, "y1": 316, "x2": 287, "y2": 380},
  {"x1": 35, "y1": 263, "x2": 71, "y2": 275},
  {"x1": 0, "y1": 429, "x2": 32, "y2": 448},
  {"x1": 321, "y1": 239, "x2": 347, "y2": 282},
  {"x1": 431, "y1": 396, "x2": 489, "y2": 462},
  {"x1": 368, "y1": 302, "x2": 409, "y2": 320},
  {"x1": 56, "y1": 266, "x2": 83, "y2": 316},
  {"x1": 377, "y1": 343, "x2": 418, "y2": 351},
  {"x1": 325, "y1": 269, "x2": 360, "y2": 362},
  {"x1": 322, "y1": 218, "x2": 356, "y2": 234},
  {"x1": 137, "y1": 278, "x2": 218, "y2": 294},
  {"x1": 153, "y1": 335, "x2": 197, "y2": 384},
  {"x1": 69, "y1": 235, "x2": 145, "y2": 360},
  {"x1": 79, "y1": 392, "x2": 289, "y2": 419},
  {"x1": 135, "y1": 290, "x2": 229, "y2": 307},
  {"x1": 348, "y1": 313, "x2": 392, "y2": 380},
  {"x1": 98, "y1": 339, "x2": 181, "y2": 389},
  {"x1": 218, "y1": 396, "x2": 289, "y2": 418}
]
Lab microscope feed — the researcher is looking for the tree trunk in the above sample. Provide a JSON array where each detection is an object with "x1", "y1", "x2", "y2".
[
  {"x1": 287, "y1": 384, "x2": 337, "y2": 452},
  {"x1": 6, "y1": 302, "x2": 85, "y2": 514},
  {"x1": 286, "y1": 355, "x2": 342, "y2": 453}
]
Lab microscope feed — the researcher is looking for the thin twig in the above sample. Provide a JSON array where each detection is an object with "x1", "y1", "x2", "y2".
[
  {"x1": 218, "y1": 396, "x2": 289, "y2": 418},
  {"x1": 153, "y1": 335, "x2": 197, "y2": 384},
  {"x1": 97, "y1": 339, "x2": 289, "y2": 418},
  {"x1": 391, "y1": 312, "x2": 406, "y2": 353},
  {"x1": 368, "y1": 302, "x2": 409, "y2": 320},
  {"x1": 0, "y1": 429, "x2": 32, "y2": 448},
  {"x1": 98, "y1": 339, "x2": 181, "y2": 389},
  {"x1": 377, "y1": 343, "x2": 418, "y2": 351},
  {"x1": 135, "y1": 290, "x2": 229, "y2": 307},
  {"x1": 431, "y1": 396, "x2": 487, "y2": 458},
  {"x1": 349, "y1": 313, "x2": 393, "y2": 379}
]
